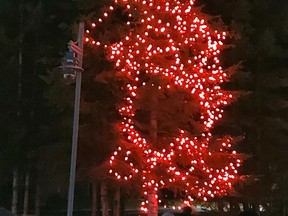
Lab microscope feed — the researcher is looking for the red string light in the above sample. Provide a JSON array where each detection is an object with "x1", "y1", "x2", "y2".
[{"x1": 86, "y1": 0, "x2": 242, "y2": 212}]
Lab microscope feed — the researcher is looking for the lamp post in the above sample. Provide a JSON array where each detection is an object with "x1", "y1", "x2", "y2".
[{"x1": 58, "y1": 22, "x2": 84, "y2": 216}]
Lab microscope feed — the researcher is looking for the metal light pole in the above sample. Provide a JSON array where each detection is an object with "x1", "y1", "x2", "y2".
[{"x1": 58, "y1": 22, "x2": 84, "y2": 216}]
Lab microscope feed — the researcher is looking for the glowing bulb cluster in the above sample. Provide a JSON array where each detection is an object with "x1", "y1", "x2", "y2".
[{"x1": 86, "y1": 0, "x2": 242, "y2": 211}]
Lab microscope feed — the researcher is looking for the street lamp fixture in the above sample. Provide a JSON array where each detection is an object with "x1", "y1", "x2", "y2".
[
  {"x1": 59, "y1": 51, "x2": 84, "y2": 83},
  {"x1": 58, "y1": 22, "x2": 84, "y2": 216}
]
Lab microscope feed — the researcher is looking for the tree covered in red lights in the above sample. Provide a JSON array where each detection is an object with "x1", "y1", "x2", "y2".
[{"x1": 86, "y1": 0, "x2": 243, "y2": 215}]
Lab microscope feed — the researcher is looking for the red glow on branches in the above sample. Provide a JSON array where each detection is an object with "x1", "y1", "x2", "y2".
[{"x1": 86, "y1": 0, "x2": 242, "y2": 211}]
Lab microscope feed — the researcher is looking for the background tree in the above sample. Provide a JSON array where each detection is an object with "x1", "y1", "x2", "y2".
[
  {"x1": 238, "y1": 1, "x2": 288, "y2": 214},
  {"x1": 42, "y1": 1, "x2": 127, "y2": 215},
  {"x1": 201, "y1": 0, "x2": 288, "y2": 215},
  {"x1": 0, "y1": 0, "x2": 79, "y2": 213}
]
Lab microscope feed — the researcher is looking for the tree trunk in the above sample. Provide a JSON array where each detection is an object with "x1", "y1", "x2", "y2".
[
  {"x1": 101, "y1": 182, "x2": 109, "y2": 216},
  {"x1": 23, "y1": 171, "x2": 30, "y2": 216},
  {"x1": 149, "y1": 88, "x2": 158, "y2": 148},
  {"x1": 12, "y1": 6, "x2": 23, "y2": 215},
  {"x1": 113, "y1": 186, "x2": 120, "y2": 216},
  {"x1": 148, "y1": 189, "x2": 158, "y2": 216},
  {"x1": 251, "y1": 203, "x2": 259, "y2": 215},
  {"x1": 35, "y1": 179, "x2": 41, "y2": 216},
  {"x1": 217, "y1": 199, "x2": 224, "y2": 213},
  {"x1": 242, "y1": 201, "x2": 250, "y2": 212},
  {"x1": 283, "y1": 198, "x2": 286, "y2": 216},
  {"x1": 17, "y1": 10, "x2": 23, "y2": 118},
  {"x1": 229, "y1": 199, "x2": 240, "y2": 215},
  {"x1": 91, "y1": 182, "x2": 97, "y2": 216},
  {"x1": 11, "y1": 169, "x2": 19, "y2": 215},
  {"x1": 148, "y1": 88, "x2": 158, "y2": 216}
]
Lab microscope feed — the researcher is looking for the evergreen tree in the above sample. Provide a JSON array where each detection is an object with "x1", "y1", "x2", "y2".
[
  {"x1": 202, "y1": 0, "x2": 288, "y2": 214},
  {"x1": 43, "y1": 1, "x2": 124, "y2": 212},
  {"x1": 238, "y1": 0, "x2": 288, "y2": 213},
  {"x1": 86, "y1": 0, "x2": 243, "y2": 215},
  {"x1": 0, "y1": 0, "x2": 79, "y2": 211}
]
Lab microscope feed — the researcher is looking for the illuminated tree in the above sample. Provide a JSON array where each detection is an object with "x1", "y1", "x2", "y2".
[{"x1": 86, "y1": 0, "x2": 243, "y2": 215}]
